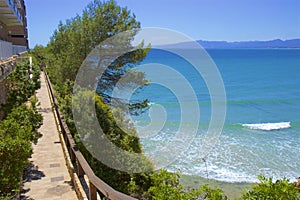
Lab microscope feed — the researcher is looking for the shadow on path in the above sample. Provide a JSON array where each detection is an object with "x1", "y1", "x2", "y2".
[
  {"x1": 22, "y1": 162, "x2": 45, "y2": 182},
  {"x1": 20, "y1": 162, "x2": 45, "y2": 199}
]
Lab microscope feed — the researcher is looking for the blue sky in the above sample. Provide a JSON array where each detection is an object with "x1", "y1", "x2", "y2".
[{"x1": 26, "y1": 0, "x2": 300, "y2": 48}]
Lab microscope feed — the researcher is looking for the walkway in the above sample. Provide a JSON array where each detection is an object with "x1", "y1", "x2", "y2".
[{"x1": 22, "y1": 72, "x2": 78, "y2": 200}]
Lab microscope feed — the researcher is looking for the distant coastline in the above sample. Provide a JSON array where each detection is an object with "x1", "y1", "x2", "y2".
[{"x1": 157, "y1": 39, "x2": 300, "y2": 49}]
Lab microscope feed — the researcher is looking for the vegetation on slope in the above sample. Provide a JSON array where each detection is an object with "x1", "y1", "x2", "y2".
[
  {"x1": 239, "y1": 175, "x2": 300, "y2": 200},
  {"x1": 0, "y1": 60, "x2": 42, "y2": 198},
  {"x1": 31, "y1": 0, "x2": 300, "y2": 199}
]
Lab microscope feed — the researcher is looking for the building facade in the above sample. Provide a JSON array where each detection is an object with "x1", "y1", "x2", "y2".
[{"x1": 0, "y1": 0, "x2": 28, "y2": 59}]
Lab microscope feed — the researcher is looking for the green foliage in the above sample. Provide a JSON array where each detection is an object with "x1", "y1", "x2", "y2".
[
  {"x1": 146, "y1": 170, "x2": 185, "y2": 199},
  {"x1": 0, "y1": 98, "x2": 43, "y2": 196},
  {"x1": 0, "y1": 58, "x2": 42, "y2": 197},
  {"x1": 95, "y1": 96, "x2": 142, "y2": 153},
  {"x1": 146, "y1": 170, "x2": 227, "y2": 200},
  {"x1": 30, "y1": 2, "x2": 300, "y2": 196},
  {"x1": 46, "y1": 0, "x2": 142, "y2": 83},
  {"x1": 33, "y1": 0, "x2": 153, "y2": 197},
  {"x1": 46, "y1": 0, "x2": 150, "y2": 114},
  {"x1": 240, "y1": 175, "x2": 300, "y2": 200},
  {"x1": 196, "y1": 185, "x2": 227, "y2": 200},
  {"x1": 67, "y1": 89, "x2": 153, "y2": 196},
  {"x1": 5, "y1": 60, "x2": 40, "y2": 113},
  {"x1": 0, "y1": 137, "x2": 32, "y2": 195},
  {"x1": 30, "y1": 45, "x2": 50, "y2": 69},
  {"x1": 28, "y1": 1, "x2": 241, "y2": 199},
  {"x1": 1, "y1": 98, "x2": 43, "y2": 144},
  {"x1": 31, "y1": 1, "x2": 228, "y2": 199}
]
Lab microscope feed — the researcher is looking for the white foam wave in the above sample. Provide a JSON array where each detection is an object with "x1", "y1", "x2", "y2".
[
  {"x1": 148, "y1": 102, "x2": 155, "y2": 106},
  {"x1": 242, "y1": 122, "x2": 291, "y2": 131}
]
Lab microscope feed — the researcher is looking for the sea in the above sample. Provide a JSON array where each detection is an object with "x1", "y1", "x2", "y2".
[{"x1": 130, "y1": 48, "x2": 300, "y2": 183}]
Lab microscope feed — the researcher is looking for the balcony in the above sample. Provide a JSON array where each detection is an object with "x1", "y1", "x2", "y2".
[
  {"x1": 0, "y1": 0, "x2": 23, "y2": 26},
  {"x1": 13, "y1": 0, "x2": 21, "y2": 8}
]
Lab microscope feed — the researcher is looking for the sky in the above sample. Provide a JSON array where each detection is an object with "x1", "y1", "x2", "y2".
[{"x1": 26, "y1": 0, "x2": 300, "y2": 48}]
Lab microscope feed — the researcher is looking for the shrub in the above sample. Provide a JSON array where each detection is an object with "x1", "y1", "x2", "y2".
[
  {"x1": 71, "y1": 89, "x2": 153, "y2": 197},
  {"x1": 240, "y1": 175, "x2": 300, "y2": 200},
  {"x1": 0, "y1": 57, "x2": 42, "y2": 198},
  {"x1": 0, "y1": 137, "x2": 32, "y2": 195},
  {"x1": 146, "y1": 169, "x2": 227, "y2": 200},
  {"x1": 0, "y1": 100, "x2": 42, "y2": 196},
  {"x1": 4, "y1": 60, "x2": 40, "y2": 114},
  {"x1": 3, "y1": 98, "x2": 43, "y2": 144}
]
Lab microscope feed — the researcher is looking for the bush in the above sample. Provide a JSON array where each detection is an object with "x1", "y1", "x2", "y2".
[
  {"x1": 240, "y1": 175, "x2": 300, "y2": 200},
  {"x1": 0, "y1": 98, "x2": 42, "y2": 197},
  {"x1": 0, "y1": 137, "x2": 32, "y2": 195},
  {"x1": 3, "y1": 60, "x2": 40, "y2": 114},
  {"x1": 146, "y1": 169, "x2": 227, "y2": 200},
  {"x1": 0, "y1": 58, "x2": 42, "y2": 197},
  {"x1": 71, "y1": 89, "x2": 153, "y2": 197},
  {"x1": 3, "y1": 98, "x2": 43, "y2": 144}
]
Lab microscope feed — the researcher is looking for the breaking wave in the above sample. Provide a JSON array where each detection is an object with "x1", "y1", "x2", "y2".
[{"x1": 242, "y1": 122, "x2": 291, "y2": 131}]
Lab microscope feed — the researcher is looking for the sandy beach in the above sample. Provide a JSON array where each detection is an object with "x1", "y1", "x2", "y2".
[{"x1": 180, "y1": 174, "x2": 253, "y2": 199}]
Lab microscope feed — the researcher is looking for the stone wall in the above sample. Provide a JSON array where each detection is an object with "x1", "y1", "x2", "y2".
[{"x1": 0, "y1": 56, "x2": 17, "y2": 82}]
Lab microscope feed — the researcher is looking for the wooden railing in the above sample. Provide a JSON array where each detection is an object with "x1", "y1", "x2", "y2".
[{"x1": 44, "y1": 71, "x2": 137, "y2": 200}]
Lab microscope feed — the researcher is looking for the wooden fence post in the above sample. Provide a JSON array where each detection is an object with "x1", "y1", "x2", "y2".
[
  {"x1": 89, "y1": 181, "x2": 97, "y2": 200},
  {"x1": 70, "y1": 148, "x2": 76, "y2": 163},
  {"x1": 77, "y1": 158, "x2": 84, "y2": 178}
]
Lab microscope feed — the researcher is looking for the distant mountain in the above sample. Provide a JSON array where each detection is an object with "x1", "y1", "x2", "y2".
[
  {"x1": 198, "y1": 39, "x2": 300, "y2": 48},
  {"x1": 157, "y1": 39, "x2": 300, "y2": 49}
]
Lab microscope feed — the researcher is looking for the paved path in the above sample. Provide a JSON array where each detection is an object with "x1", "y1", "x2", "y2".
[{"x1": 22, "y1": 73, "x2": 78, "y2": 200}]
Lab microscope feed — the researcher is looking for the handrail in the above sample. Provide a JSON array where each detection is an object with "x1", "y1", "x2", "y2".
[{"x1": 44, "y1": 71, "x2": 137, "y2": 200}]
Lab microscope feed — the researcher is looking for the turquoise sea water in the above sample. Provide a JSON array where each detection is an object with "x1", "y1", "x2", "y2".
[{"x1": 131, "y1": 48, "x2": 300, "y2": 183}]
